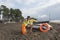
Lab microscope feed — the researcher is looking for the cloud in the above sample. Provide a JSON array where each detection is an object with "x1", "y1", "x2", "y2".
[
  {"x1": 56, "y1": 0, "x2": 60, "y2": 2},
  {"x1": 24, "y1": 0, "x2": 38, "y2": 5},
  {"x1": 37, "y1": 15, "x2": 49, "y2": 21},
  {"x1": 0, "y1": 0, "x2": 60, "y2": 18},
  {"x1": 39, "y1": 15, "x2": 48, "y2": 18},
  {"x1": 22, "y1": 1, "x2": 56, "y2": 16},
  {"x1": 0, "y1": 0, "x2": 4, "y2": 5},
  {"x1": 22, "y1": 0, "x2": 60, "y2": 17},
  {"x1": 15, "y1": 0, "x2": 22, "y2": 4},
  {"x1": 0, "y1": 0, "x2": 17, "y2": 8}
]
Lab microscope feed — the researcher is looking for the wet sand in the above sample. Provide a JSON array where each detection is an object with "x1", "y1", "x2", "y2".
[{"x1": 0, "y1": 23, "x2": 60, "y2": 40}]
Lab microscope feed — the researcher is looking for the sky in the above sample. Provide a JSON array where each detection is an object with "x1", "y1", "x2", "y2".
[{"x1": 0, "y1": 0, "x2": 60, "y2": 21}]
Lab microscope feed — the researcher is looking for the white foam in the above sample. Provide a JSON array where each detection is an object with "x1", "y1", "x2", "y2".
[{"x1": 50, "y1": 20, "x2": 60, "y2": 23}]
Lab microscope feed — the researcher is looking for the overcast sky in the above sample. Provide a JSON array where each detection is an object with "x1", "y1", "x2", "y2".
[{"x1": 0, "y1": 0, "x2": 60, "y2": 20}]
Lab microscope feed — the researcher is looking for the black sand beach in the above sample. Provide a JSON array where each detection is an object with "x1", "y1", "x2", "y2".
[{"x1": 0, "y1": 23, "x2": 60, "y2": 40}]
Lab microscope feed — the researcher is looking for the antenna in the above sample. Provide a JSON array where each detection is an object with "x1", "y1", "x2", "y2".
[{"x1": 49, "y1": 12, "x2": 51, "y2": 23}]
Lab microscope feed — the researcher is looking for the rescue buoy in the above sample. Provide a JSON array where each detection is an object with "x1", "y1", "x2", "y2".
[
  {"x1": 21, "y1": 23, "x2": 26, "y2": 35},
  {"x1": 40, "y1": 23, "x2": 50, "y2": 32}
]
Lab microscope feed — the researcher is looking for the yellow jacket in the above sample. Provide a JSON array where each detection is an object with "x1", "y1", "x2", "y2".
[{"x1": 23, "y1": 19, "x2": 37, "y2": 26}]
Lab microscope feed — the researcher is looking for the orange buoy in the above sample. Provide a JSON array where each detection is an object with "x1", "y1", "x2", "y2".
[
  {"x1": 40, "y1": 23, "x2": 50, "y2": 32},
  {"x1": 21, "y1": 23, "x2": 26, "y2": 35}
]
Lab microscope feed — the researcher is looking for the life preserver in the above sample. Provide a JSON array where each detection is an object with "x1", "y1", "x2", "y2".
[
  {"x1": 40, "y1": 23, "x2": 50, "y2": 32},
  {"x1": 21, "y1": 23, "x2": 26, "y2": 35}
]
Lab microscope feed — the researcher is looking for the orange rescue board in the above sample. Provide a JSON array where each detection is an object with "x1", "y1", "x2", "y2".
[{"x1": 22, "y1": 23, "x2": 26, "y2": 35}]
